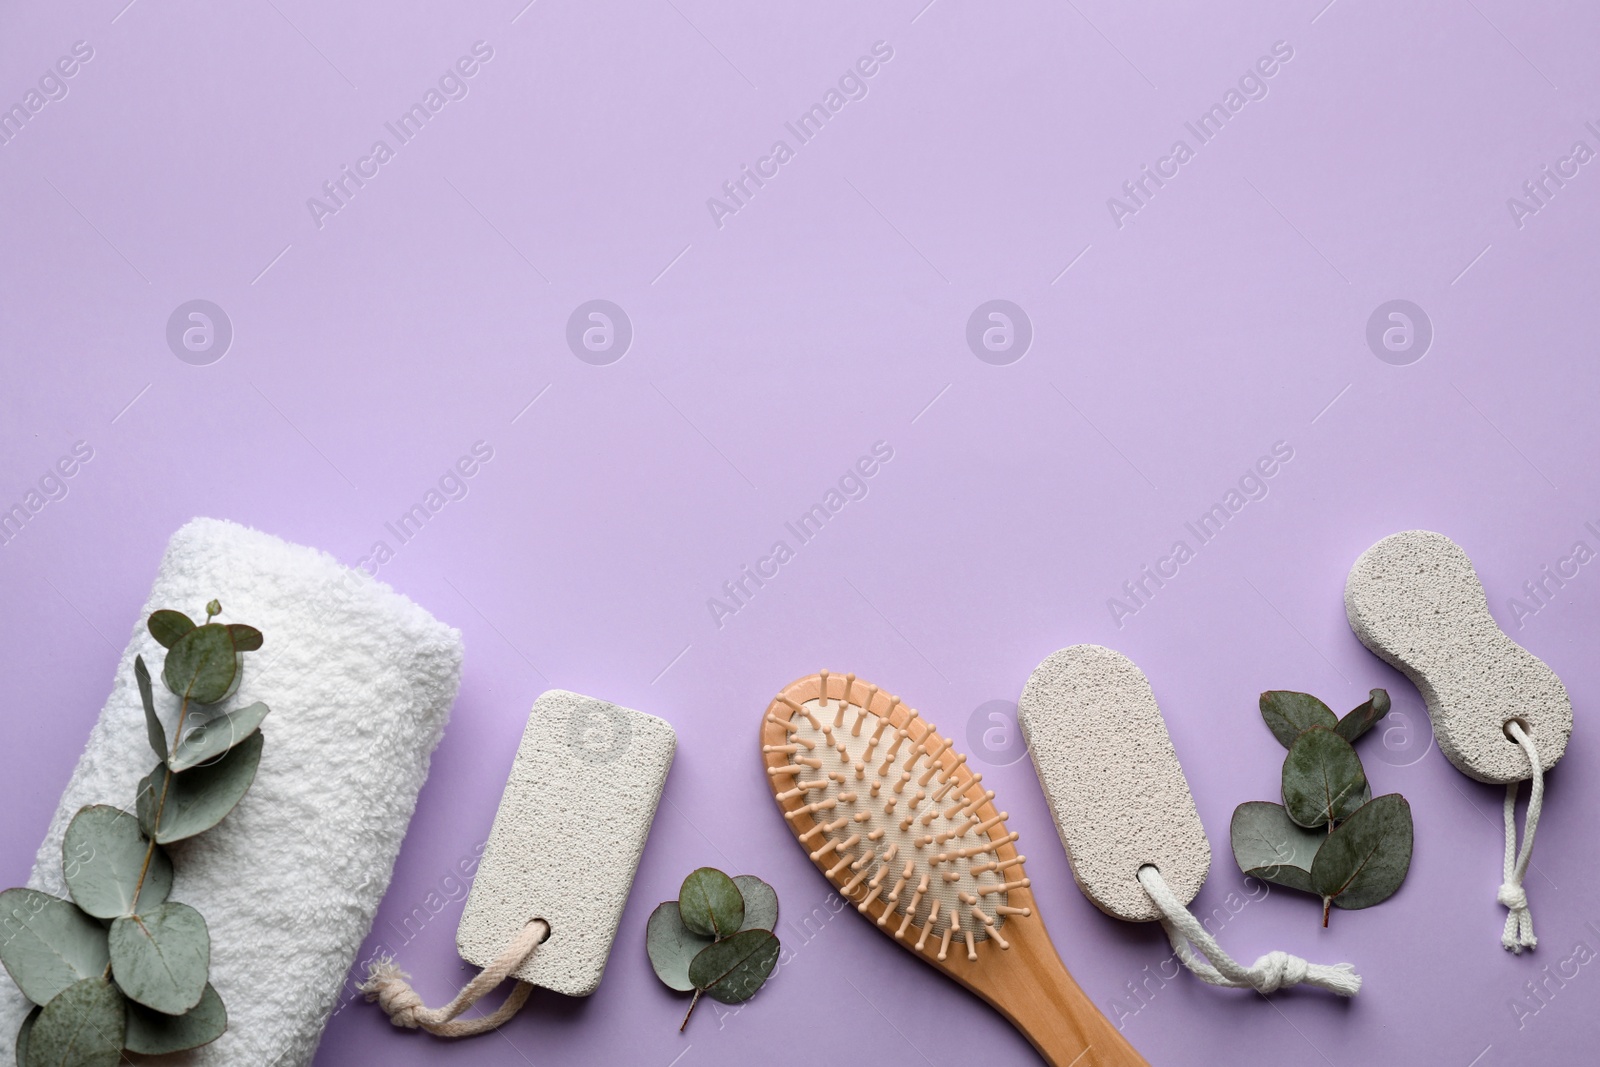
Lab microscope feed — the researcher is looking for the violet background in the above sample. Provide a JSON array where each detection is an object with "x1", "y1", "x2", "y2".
[{"x1": 3, "y1": 0, "x2": 1599, "y2": 1064}]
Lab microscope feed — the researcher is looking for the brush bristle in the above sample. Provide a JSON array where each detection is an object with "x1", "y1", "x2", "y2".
[{"x1": 766, "y1": 672, "x2": 1030, "y2": 955}]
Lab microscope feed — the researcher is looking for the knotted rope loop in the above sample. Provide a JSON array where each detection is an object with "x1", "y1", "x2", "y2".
[
  {"x1": 1136, "y1": 866, "x2": 1361, "y2": 997},
  {"x1": 361, "y1": 918, "x2": 548, "y2": 1037},
  {"x1": 1500, "y1": 721, "x2": 1543, "y2": 954}
]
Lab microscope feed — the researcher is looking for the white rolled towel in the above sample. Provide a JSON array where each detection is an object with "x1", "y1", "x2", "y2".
[{"x1": 0, "y1": 517, "x2": 463, "y2": 1066}]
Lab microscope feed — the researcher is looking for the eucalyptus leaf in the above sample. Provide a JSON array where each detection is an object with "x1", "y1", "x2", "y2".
[
  {"x1": 1336, "y1": 689, "x2": 1391, "y2": 745},
  {"x1": 124, "y1": 982, "x2": 227, "y2": 1055},
  {"x1": 0, "y1": 889, "x2": 110, "y2": 1006},
  {"x1": 62, "y1": 806, "x2": 171, "y2": 919},
  {"x1": 147, "y1": 611, "x2": 195, "y2": 650},
  {"x1": 136, "y1": 731, "x2": 263, "y2": 844},
  {"x1": 1260, "y1": 691, "x2": 1338, "y2": 748},
  {"x1": 14, "y1": 1007, "x2": 36, "y2": 1065},
  {"x1": 1229, "y1": 801, "x2": 1324, "y2": 894},
  {"x1": 161, "y1": 624, "x2": 236, "y2": 705},
  {"x1": 1351, "y1": 779, "x2": 1372, "y2": 816},
  {"x1": 170, "y1": 703, "x2": 270, "y2": 772},
  {"x1": 25, "y1": 978, "x2": 124, "y2": 1067},
  {"x1": 135, "y1": 655, "x2": 166, "y2": 760},
  {"x1": 108, "y1": 902, "x2": 210, "y2": 1014},
  {"x1": 1282, "y1": 727, "x2": 1368, "y2": 828},
  {"x1": 679, "y1": 868, "x2": 744, "y2": 939},
  {"x1": 646, "y1": 902, "x2": 714, "y2": 992},
  {"x1": 733, "y1": 875, "x2": 779, "y2": 933},
  {"x1": 226, "y1": 624, "x2": 263, "y2": 652},
  {"x1": 1311, "y1": 794, "x2": 1413, "y2": 917},
  {"x1": 688, "y1": 928, "x2": 780, "y2": 1004}
]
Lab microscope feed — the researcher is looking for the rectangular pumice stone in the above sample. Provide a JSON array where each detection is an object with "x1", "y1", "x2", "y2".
[
  {"x1": 456, "y1": 690, "x2": 676, "y2": 997},
  {"x1": 1018, "y1": 645, "x2": 1210, "y2": 923}
]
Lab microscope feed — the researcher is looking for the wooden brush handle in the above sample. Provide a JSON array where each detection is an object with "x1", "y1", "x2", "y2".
[{"x1": 972, "y1": 924, "x2": 1148, "y2": 1067}]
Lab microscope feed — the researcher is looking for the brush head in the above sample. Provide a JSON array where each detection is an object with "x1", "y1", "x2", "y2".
[{"x1": 763, "y1": 672, "x2": 1032, "y2": 963}]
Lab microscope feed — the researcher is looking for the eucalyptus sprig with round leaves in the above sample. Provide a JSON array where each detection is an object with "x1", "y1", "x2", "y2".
[
  {"x1": 2, "y1": 601, "x2": 269, "y2": 1066},
  {"x1": 1231, "y1": 689, "x2": 1413, "y2": 927},
  {"x1": 646, "y1": 868, "x2": 780, "y2": 1031}
]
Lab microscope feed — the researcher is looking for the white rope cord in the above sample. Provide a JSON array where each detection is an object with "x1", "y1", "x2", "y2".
[
  {"x1": 1499, "y1": 721, "x2": 1543, "y2": 954},
  {"x1": 361, "y1": 918, "x2": 547, "y2": 1037},
  {"x1": 1136, "y1": 866, "x2": 1361, "y2": 996}
]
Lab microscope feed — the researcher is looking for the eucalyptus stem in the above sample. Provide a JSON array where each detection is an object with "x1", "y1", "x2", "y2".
[
  {"x1": 129, "y1": 692, "x2": 191, "y2": 906},
  {"x1": 678, "y1": 990, "x2": 701, "y2": 1032}
]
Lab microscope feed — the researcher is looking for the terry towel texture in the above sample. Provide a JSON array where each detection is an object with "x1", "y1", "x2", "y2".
[{"x1": 0, "y1": 517, "x2": 463, "y2": 1066}]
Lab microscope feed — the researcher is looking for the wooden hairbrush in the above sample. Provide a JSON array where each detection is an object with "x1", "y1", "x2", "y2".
[{"x1": 762, "y1": 671, "x2": 1148, "y2": 1067}]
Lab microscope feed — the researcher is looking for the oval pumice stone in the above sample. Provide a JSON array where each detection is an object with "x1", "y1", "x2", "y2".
[
  {"x1": 1345, "y1": 530, "x2": 1572, "y2": 784},
  {"x1": 1018, "y1": 645, "x2": 1209, "y2": 922}
]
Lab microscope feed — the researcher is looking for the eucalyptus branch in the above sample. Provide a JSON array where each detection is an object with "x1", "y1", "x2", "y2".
[
  {"x1": 1229, "y1": 689, "x2": 1413, "y2": 929},
  {"x1": 647, "y1": 868, "x2": 782, "y2": 1032},
  {"x1": 0, "y1": 600, "x2": 270, "y2": 1059}
]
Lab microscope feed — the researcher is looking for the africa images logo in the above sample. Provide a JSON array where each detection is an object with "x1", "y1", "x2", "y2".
[
  {"x1": 1105, "y1": 40, "x2": 1294, "y2": 229},
  {"x1": 305, "y1": 42, "x2": 495, "y2": 230}
]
